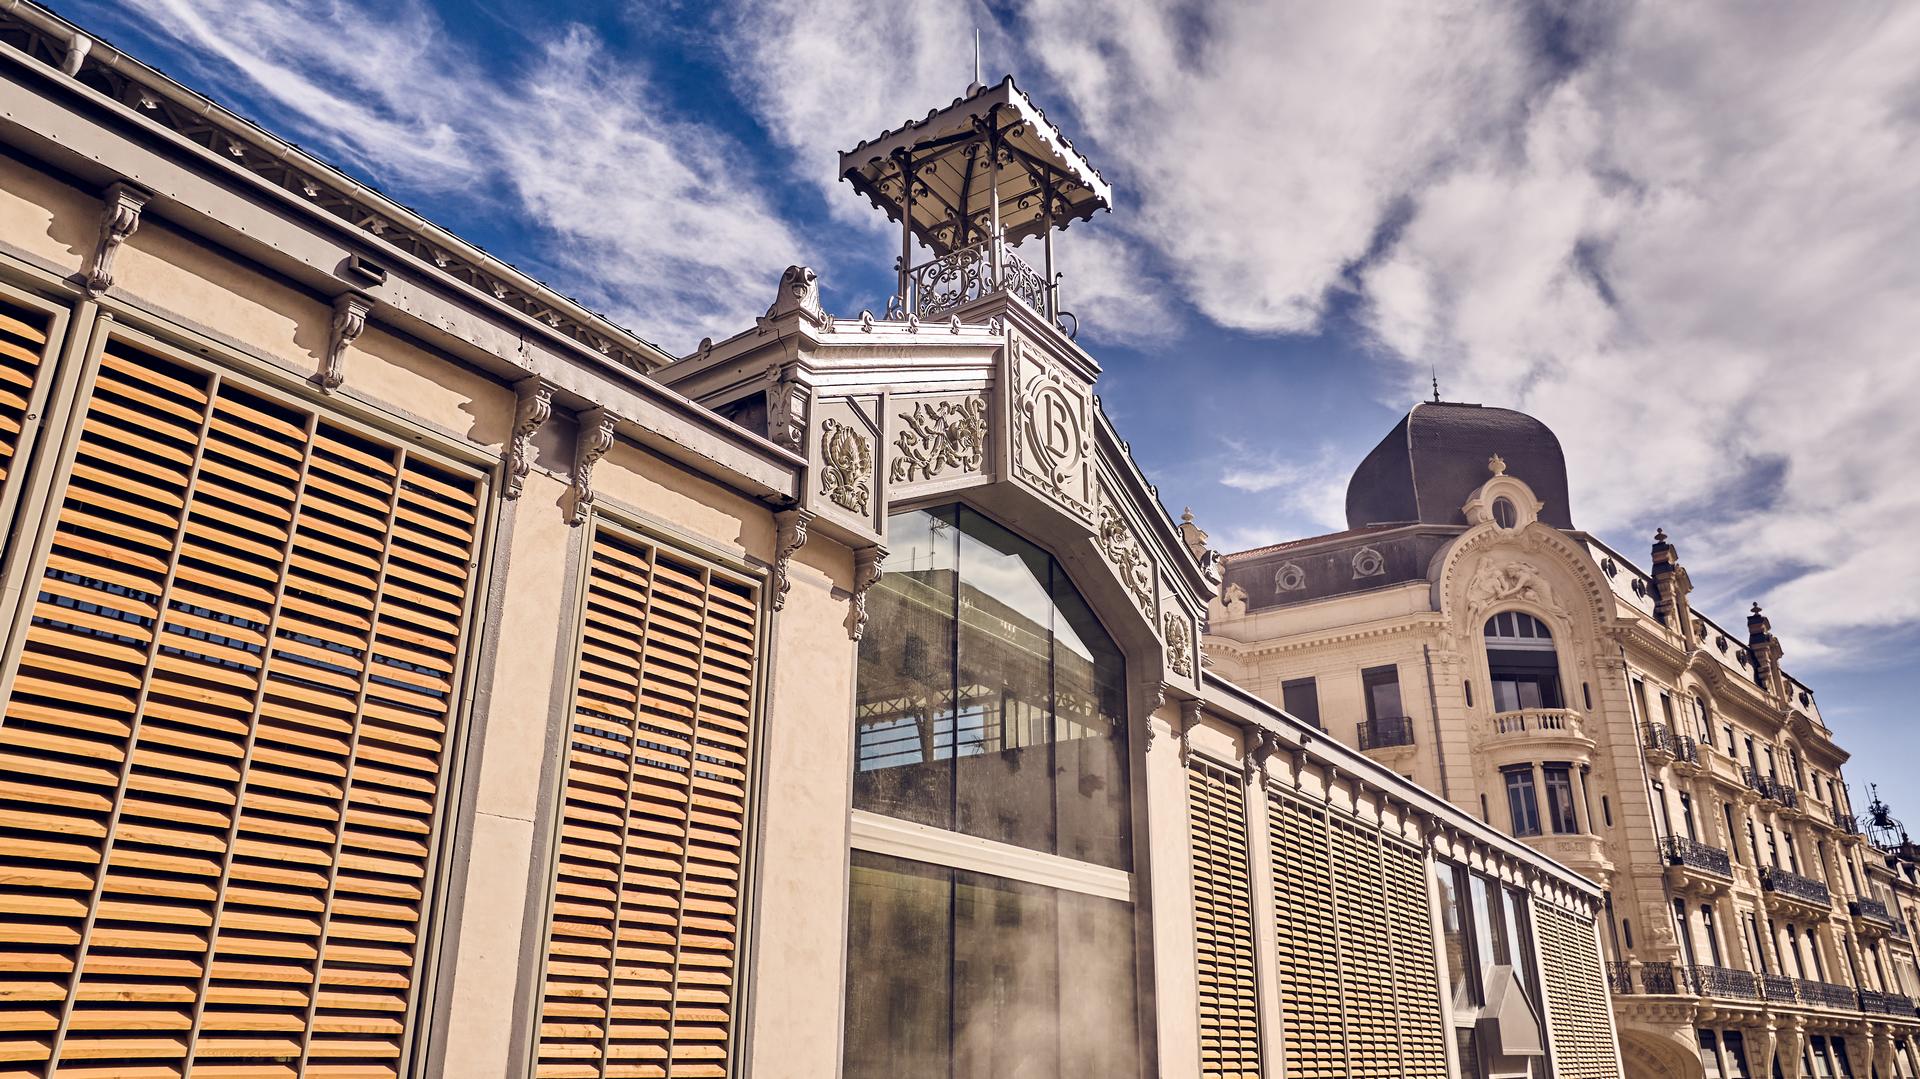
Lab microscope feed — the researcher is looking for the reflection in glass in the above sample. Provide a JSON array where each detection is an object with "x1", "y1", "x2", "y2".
[
  {"x1": 854, "y1": 507, "x2": 957, "y2": 828},
  {"x1": 1440, "y1": 865, "x2": 1477, "y2": 1005},
  {"x1": 853, "y1": 505, "x2": 1130, "y2": 868}
]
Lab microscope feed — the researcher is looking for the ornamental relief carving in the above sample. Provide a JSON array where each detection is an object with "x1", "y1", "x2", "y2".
[
  {"x1": 1095, "y1": 494, "x2": 1155, "y2": 617},
  {"x1": 1009, "y1": 339, "x2": 1092, "y2": 520},
  {"x1": 890, "y1": 396, "x2": 987, "y2": 483},
  {"x1": 1164, "y1": 611, "x2": 1193, "y2": 678},
  {"x1": 818, "y1": 418, "x2": 872, "y2": 515},
  {"x1": 1465, "y1": 558, "x2": 1554, "y2": 614}
]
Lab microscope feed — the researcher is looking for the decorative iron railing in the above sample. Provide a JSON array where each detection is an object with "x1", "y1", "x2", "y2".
[
  {"x1": 897, "y1": 234, "x2": 1063, "y2": 333},
  {"x1": 1760, "y1": 973, "x2": 1798, "y2": 1003},
  {"x1": 1761, "y1": 865, "x2": 1831, "y2": 906},
  {"x1": 1663, "y1": 834, "x2": 1733, "y2": 878},
  {"x1": 1357, "y1": 715, "x2": 1415, "y2": 751},
  {"x1": 1851, "y1": 898, "x2": 1896, "y2": 925},
  {"x1": 1607, "y1": 962, "x2": 1634, "y2": 994},
  {"x1": 1860, "y1": 989, "x2": 1917, "y2": 1016},
  {"x1": 1641, "y1": 961, "x2": 1679, "y2": 994},
  {"x1": 1688, "y1": 964, "x2": 1760, "y2": 1000},
  {"x1": 1763, "y1": 778, "x2": 1799, "y2": 808},
  {"x1": 1795, "y1": 979, "x2": 1858, "y2": 1009},
  {"x1": 1643, "y1": 722, "x2": 1673, "y2": 755},
  {"x1": 1741, "y1": 765, "x2": 1770, "y2": 795},
  {"x1": 1673, "y1": 734, "x2": 1701, "y2": 766},
  {"x1": 1834, "y1": 809, "x2": 1861, "y2": 834}
]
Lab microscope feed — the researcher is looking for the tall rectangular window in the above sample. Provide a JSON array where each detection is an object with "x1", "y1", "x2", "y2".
[
  {"x1": 1700, "y1": 1031, "x2": 1725, "y2": 1079},
  {"x1": 1362, "y1": 665, "x2": 1403, "y2": 721},
  {"x1": 1281, "y1": 677, "x2": 1321, "y2": 730},
  {"x1": 1505, "y1": 767, "x2": 1542, "y2": 837},
  {"x1": 1543, "y1": 763, "x2": 1579, "y2": 835}
]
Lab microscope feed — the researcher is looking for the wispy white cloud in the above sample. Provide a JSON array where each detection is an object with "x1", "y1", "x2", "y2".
[
  {"x1": 108, "y1": 0, "x2": 802, "y2": 351},
  {"x1": 1217, "y1": 443, "x2": 1348, "y2": 536}
]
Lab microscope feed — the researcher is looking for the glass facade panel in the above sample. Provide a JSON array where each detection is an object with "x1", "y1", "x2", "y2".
[
  {"x1": 1506, "y1": 767, "x2": 1542, "y2": 836},
  {"x1": 854, "y1": 506, "x2": 958, "y2": 828},
  {"x1": 843, "y1": 851, "x2": 1140, "y2": 1079},
  {"x1": 853, "y1": 505, "x2": 1130, "y2": 868}
]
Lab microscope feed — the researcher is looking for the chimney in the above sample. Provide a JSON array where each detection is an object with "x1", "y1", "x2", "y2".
[
  {"x1": 1747, "y1": 602, "x2": 1785, "y2": 698},
  {"x1": 1649, "y1": 527, "x2": 1695, "y2": 645}
]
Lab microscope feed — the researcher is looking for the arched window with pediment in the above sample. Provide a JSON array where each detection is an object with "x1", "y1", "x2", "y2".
[{"x1": 1484, "y1": 611, "x2": 1564, "y2": 712}]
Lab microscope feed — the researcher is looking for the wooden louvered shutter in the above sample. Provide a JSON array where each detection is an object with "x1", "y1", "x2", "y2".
[
  {"x1": 534, "y1": 529, "x2": 761, "y2": 1079},
  {"x1": 1330, "y1": 819, "x2": 1398, "y2": 1077},
  {"x1": 0, "y1": 336, "x2": 484, "y2": 1079},
  {"x1": 1535, "y1": 902, "x2": 1619, "y2": 1079},
  {"x1": 1267, "y1": 794, "x2": 1341, "y2": 1079},
  {"x1": 1188, "y1": 760, "x2": 1260, "y2": 1079},
  {"x1": 1380, "y1": 839, "x2": 1448, "y2": 1078},
  {"x1": 0, "y1": 299, "x2": 55, "y2": 527}
]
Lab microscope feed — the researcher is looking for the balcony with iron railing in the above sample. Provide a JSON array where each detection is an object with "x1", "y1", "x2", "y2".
[
  {"x1": 895, "y1": 233, "x2": 1071, "y2": 337},
  {"x1": 1641, "y1": 961, "x2": 1680, "y2": 995},
  {"x1": 1663, "y1": 834, "x2": 1733, "y2": 883},
  {"x1": 1796, "y1": 979, "x2": 1861, "y2": 1010},
  {"x1": 1760, "y1": 865, "x2": 1832, "y2": 910},
  {"x1": 1357, "y1": 715, "x2": 1415, "y2": 752},
  {"x1": 1760, "y1": 973, "x2": 1798, "y2": 1003},
  {"x1": 1833, "y1": 809, "x2": 1861, "y2": 835},
  {"x1": 1741, "y1": 765, "x2": 1770, "y2": 797},
  {"x1": 1687, "y1": 964, "x2": 1760, "y2": 1000},
  {"x1": 1608, "y1": 962, "x2": 1634, "y2": 995},
  {"x1": 1859, "y1": 988, "x2": 1917, "y2": 1016},
  {"x1": 1642, "y1": 723, "x2": 1701, "y2": 768},
  {"x1": 1851, "y1": 897, "x2": 1898, "y2": 936}
]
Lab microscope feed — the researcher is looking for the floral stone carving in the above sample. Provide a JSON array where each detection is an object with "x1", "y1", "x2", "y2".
[
  {"x1": 819, "y1": 419, "x2": 872, "y2": 515},
  {"x1": 1164, "y1": 611, "x2": 1193, "y2": 677},
  {"x1": 890, "y1": 397, "x2": 987, "y2": 482},
  {"x1": 1096, "y1": 498, "x2": 1154, "y2": 615}
]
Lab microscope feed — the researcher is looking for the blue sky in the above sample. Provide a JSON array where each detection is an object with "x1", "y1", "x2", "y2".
[{"x1": 66, "y1": 1, "x2": 1920, "y2": 810}]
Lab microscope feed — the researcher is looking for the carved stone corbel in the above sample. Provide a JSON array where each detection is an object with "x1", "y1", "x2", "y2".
[
  {"x1": 567, "y1": 407, "x2": 616, "y2": 526},
  {"x1": 1246, "y1": 727, "x2": 1280, "y2": 786},
  {"x1": 503, "y1": 377, "x2": 554, "y2": 500},
  {"x1": 1143, "y1": 682, "x2": 1169, "y2": 752},
  {"x1": 317, "y1": 292, "x2": 373, "y2": 393},
  {"x1": 764, "y1": 371, "x2": 806, "y2": 455},
  {"x1": 771, "y1": 508, "x2": 812, "y2": 611},
  {"x1": 1177, "y1": 698, "x2": 1203, "y2": 767},
  {"x1": 847, "y1": 545, "x2": 885, "y2": 640},
  {"x1": 85, "y1": 182, "x2": 151, "y2": 294}
]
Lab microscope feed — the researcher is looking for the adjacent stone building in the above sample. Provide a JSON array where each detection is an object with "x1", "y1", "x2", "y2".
[
  {"x1": 1208, "y1": 400, "x2": 1920, "y2": 1077},
  {"x1": 0, "y1": 4, "x2": 1621, "y2": 1078}
]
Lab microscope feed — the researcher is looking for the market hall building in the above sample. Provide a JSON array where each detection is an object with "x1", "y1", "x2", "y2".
[{"x1": 0, "y1": 5, "x2": 1621, "y2": 1078}]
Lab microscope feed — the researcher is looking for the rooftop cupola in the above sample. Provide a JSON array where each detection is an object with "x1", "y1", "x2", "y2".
[{"x1": 838, "y1": 74, "x2": 1111, "y2": 338}]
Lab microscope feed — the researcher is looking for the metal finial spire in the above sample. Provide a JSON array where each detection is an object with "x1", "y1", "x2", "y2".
[
  {"x1": 1431, "y1": 367, "x2": 1440, "y2": 403},
  {"x1": 967, "y1": 29, "x2": 982, "y2": 95}
]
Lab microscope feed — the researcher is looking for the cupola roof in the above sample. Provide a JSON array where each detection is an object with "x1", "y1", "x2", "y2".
[{"x1": 1345, "y1": 401, "x2": 1573, "y2": 530}]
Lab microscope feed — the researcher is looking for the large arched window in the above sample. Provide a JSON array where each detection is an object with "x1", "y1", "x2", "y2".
[
  {"x1": 1484, "y1": 611, "x2": 1563, "y2": 712},
  {"x1": 844, "y1": 505, "x2": 1138, "y2": 1077}
]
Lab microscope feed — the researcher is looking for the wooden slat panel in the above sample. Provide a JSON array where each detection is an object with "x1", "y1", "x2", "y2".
[
  {"x1": 1188, "y1": 761, "x2": 1260, "y2": 1079},
  {"x1": 535, "y1": 533, "x2": 762, "y2": 1079},
  {"x1": 1536, "y1": 902, "x2": 1619, "y2": 1079},
  {"x1": 0, "y1": 339, "x2": 483, "y2": 1078}
]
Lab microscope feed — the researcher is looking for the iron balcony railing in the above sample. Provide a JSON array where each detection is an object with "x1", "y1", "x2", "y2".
[
  {"x1": 1860, "y1": 989, "x2": 1918, "y2": 1016},
  {"x1": 1795, "y1": 979, "x2": 1858, "y2": 1009},
  {"x1": 1834, "y1": 809, "x2": 1861, "y2": 834},
  {"x1": 1663, "y1": 834, "x2": 1733, "y2": 878},
  {"x1": 1607, "y1": 962, "x2": 1634, "y2": 994},
  {"x1": 1761, "y1": 865, "x2": 1831, "y2": 906},
  {"x1": 1688, "y1": 964, "x2": 1760, "y2": 1000},
  {"x1": 1760, "y1": 973, "x2": 1798, "y2": 1003},
  {"x1": 1766, "y1": 778, "x2": 1800, "y2": 808},
  {"x1": 1641, "y1": 961, "x2": 1680, "y2": 994},
  {"x1": 897, "y1": 234, "x2": 1066, "y2": 335},
  {"x1": 1851, "y1": 897, "x2": 1896, "y2": 926},
  {"x1": 1357, "y1": 715, "x2": 1415, "y2": 751},
  {"x1": 1741, "y1": 765, "x2": 1769, "y2": 795},
  {"x1": 1643, "y1": 722, "x2": 1673, "y2": 755}
]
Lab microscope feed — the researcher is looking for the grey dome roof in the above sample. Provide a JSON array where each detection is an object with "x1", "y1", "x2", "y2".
[{"x1": 1344, "y1": 401, "x2": 1573, "y2": 530}]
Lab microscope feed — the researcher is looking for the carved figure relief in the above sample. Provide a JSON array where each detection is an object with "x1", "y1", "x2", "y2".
[
  {"x1": 1465, "y1": 559, "x2": 1552, "y2": 612},
  {"x1": 1274, "y1": 561, "x2": 1306, "y2": 592},
  {"x1": 1095, "y1": 496, "x2": 1155, "y2": 616},
  {"x1": 890, "y1": 397, "x2": 987, "y2": 482},
  {"x1": 765, "y1": 264, "x2": 825, "y2": 324},
  {"x1": 1164, "y1": 611, "x2": 1193, "y2": 678},
  {"x1": 1351, "y1": 546, "x2": 1386, "y2": 580},
  {"x1": 818, "y1": 419, "x2": 872, "y2": 514}
]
